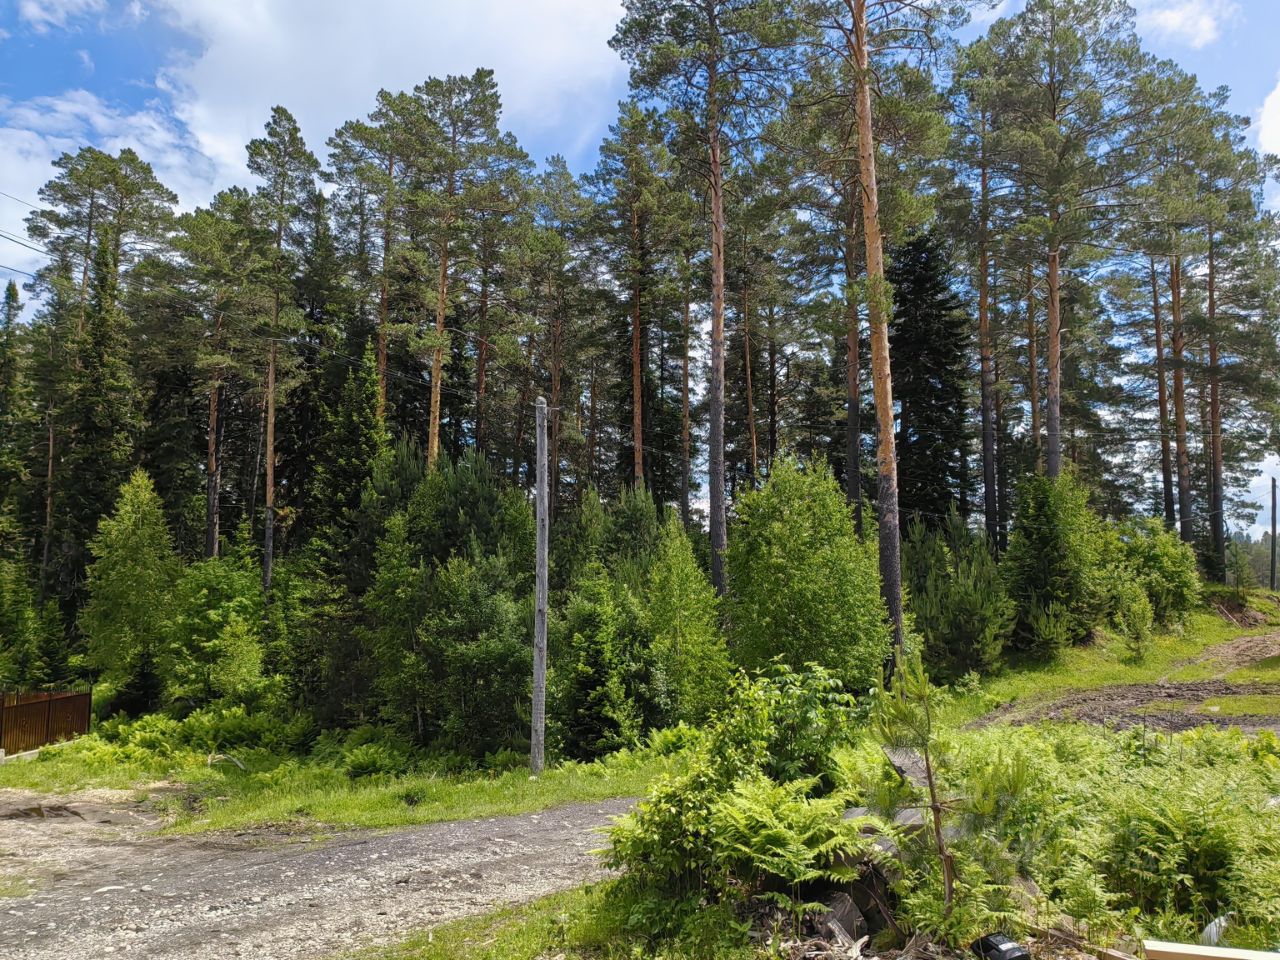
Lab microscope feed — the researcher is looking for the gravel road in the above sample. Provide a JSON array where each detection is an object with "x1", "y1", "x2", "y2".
[{"x1": 0, "y1": 787, "x2": 629, "y2": 959}]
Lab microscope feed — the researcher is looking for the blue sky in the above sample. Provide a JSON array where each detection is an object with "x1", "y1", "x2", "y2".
[{"x1": 1, "y1": 0, "x2": 1279, "y2": 527}]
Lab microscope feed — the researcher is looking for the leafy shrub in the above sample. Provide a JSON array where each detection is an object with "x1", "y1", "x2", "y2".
[
  {"x1": 904, "y1": 511, "x2": 1014, "y2": 680},
  {"x1": 727, "y1": 457, "x2": 891, "y2": 691},
  {"x1": 1117, "y1": 519, "x2": 1200, "y2": 626},
  {"x1": 605, "y1": 663, "x2": 860, "y2": 924},
  {"x1": 1003, "y1": 473, "x2": 1106, "y2": 655}
]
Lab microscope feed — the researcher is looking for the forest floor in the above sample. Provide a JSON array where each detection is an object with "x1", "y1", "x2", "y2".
[{"x1": 0, "y1": 786, "x2": 629, "y2": 959}]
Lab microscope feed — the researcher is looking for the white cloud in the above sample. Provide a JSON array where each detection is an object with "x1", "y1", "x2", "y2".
[
  {"x1": 1258, "y1": 73, "x2": 1280, "y2": 157},
  {"x1": 76, "y1": 48, "x2": 94, "y2": 73},
  {"x1": 0, "y1": 28, "x2": 11, "y2": 42},
  {"x1": 1131, "y1": 0, "x2": 1239, "y2": 49},
  {"x1": 149, "y1": 0, "x2": 627, "y2": 187},
  {"x1": 970, "y1": 0, "x2": 1015, "y2": 28},
  {"x1": 16, "y1": 0, "x2": 107, "y2": 32}
]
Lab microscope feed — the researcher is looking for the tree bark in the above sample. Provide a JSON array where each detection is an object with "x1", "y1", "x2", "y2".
[
  {"x1": 681, "y1": 267, "x2": 692, "y2": 527},
  {"x1": 428, "y1": 236, "x2": 449, "y2": 469},
  {"x1": 40, "y1": 406, "x2": 55, "y2": 595},
  {"x1": 1150, "y1": 258, "x2": 1176, "y2": 528},
  {"x1": 851, "y1": 0, "x2": 904, "y2": 650},
  {"x1": 1207, "y1": 235, "x2": 1225, "y2": 577},
  {"x1": 263, "y1": 336, "x2": 277, "y2": 591},
  {"x1": 707, "y1": 51, "x2": 728, "y2": 596},
  {"x1": 476, "y1": 236, "x2": 491, "y2": 449},
  {"x1": 978, "y1": 112, "x2": 998, "y2": 541},
  {"x1": 1026, "y1": 263, "x2": 1041, "y2": 466},
  {"x1": 742, "y1": 272, "x2": 758, "y2": 484},
  {"x1": 1169, "y1": 254, "x2": 1194, "y2": 543},
  {"x1": 377, "y1": 156, "x2": 393, "y2": 421},
  {"x1": 631, "y1": 206, "x2": 645, "y2": 487},
  {"x1": 205, "y1": 312, "x2": 225, "y2": 559},
  {"x1": 843, "y1": 202, "x2": 863, "y2": 536},
  {"x1": 1045, "y1": 232, "x2": 1063, "y2": 478}
]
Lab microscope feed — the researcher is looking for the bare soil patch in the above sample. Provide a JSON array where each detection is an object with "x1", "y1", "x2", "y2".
[
  {"x1": 0, "y1": 786, "x2": 629, "y2": 959},
  {"x1": 979, "y1": 679, "x2": 1280, "y2": 733}
]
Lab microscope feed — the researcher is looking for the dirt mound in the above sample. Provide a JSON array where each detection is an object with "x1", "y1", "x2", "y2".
[{"x1": 980, "y1": 680, "x2": 1280, "y2": 733}]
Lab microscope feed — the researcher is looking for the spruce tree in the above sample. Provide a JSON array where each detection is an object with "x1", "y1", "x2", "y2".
[
  {"x1": 888, "y1": 233, "x2": 970, "y2": 522},
  {"x1": 80, "y1": 470, "x2": 180, "y2": 712}
]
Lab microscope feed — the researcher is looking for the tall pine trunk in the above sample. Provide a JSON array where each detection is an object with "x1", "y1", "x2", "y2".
[
  {"x1": 707, "y1": 59, "x2": 728, "y2": 595},
  {"x1": 681, "y1": 268, "x2": 692, "y2": 527},
  {"x1": 631, "y1": 207, "x2": 645, "y2": 487},
  {"x1": 1207, "y1": 236, "x2": 1225, "y2": 577},
  {"x1": 1026, "y1": 264, "x2": 1041, "y2": 465},
  {"x1": 428, "y1": 237, "x2": 449, "y2": 469},
  {"x1": 377, "y1": 156, "x2": 393, "y2": 421},
  {"x1": 1045, "y1": 229, "x2": 1063, "y2": 478},
  {"x1": 978, "y1": 128, "x2": 998, "y2": 540},
  {"x1": 263, "y1": 336, "x2": 277, "y2": 591},
  {"x1": 851, "y1": 0, "x2": 904, "y2": 650},
  {"x1": 1150, "y1": 258, "x2": 1176, "y2": 528},
  {"x1": 1169, "y1": 253, "x2": 1194, "y2": 543},
  {"x1": 742, "y1": 273, "x2": 758, "y2": 484},
  {"x1": 205, "y1": 312, "x2": 224, "y2": 559},
  {"x1": 843, "y1": 202, "x2": 863, "y2": 536}
]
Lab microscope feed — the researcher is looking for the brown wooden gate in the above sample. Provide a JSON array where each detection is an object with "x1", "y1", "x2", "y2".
[{"x1": 0, "y1": 689, "x2": 92, "y2": 755}]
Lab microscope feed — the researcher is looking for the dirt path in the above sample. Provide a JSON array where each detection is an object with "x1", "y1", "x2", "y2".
[
  {"x1": 979, "y1": 679, "x2": 1280, "y2": 733},
  {"x1": 0, "y1": 788, "x2": 630, "y2": 959}
]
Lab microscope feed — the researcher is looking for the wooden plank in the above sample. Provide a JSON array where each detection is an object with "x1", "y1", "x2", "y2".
[{"x1": 1144, "y1": 940, "x2": 1279, "y2": 960}]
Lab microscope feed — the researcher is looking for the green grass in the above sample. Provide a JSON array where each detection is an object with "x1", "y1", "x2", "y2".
[
  {"x1": 0, "y1": 738, "x2": 670, "y2": 835},
  {"x1": 1228, "y1": 655, "x2": 1280, "y2": 682},
  {"x1": 162, "y1": 749, "x2": 667, "y2": 834},
  {"x1": 1198, "y1": 694, "x2": 1280, "y2": 717},
  {"x1": 0, "y1": 874, "x2": 34, "y2": 898},
  {"x1": 346, "y1": 883, "x2": 753, "y2": 960}
]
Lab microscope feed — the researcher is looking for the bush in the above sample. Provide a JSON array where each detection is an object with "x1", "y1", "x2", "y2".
[
  {"x1": 645, "y1": 514, "x2": 731, "y2": 725},
  {"x1": 727, "y1": 457, "x2": 891, "y2": 691},
  {"x1": 1117, "y1": 519, "x2": 1201, "y2": 627},
  {"x1": 1003, "y1": 473, "x2": 1105, "y2": 655},
  {"x1": 553, "y1": 565, "x2": 654, "y2": 760},
  {"x1": 342, "y1": 741, "x2": 408, "y2": 780},
  {"x1": 1105, "y1": 576, "x2": 1155, "y2": 662},
  {"x1": 904, "y1": 511, "x2": 1013, "y2": 680},
  {"x1": 605, "y1": 663, "x2": 860, "y2": 919}
]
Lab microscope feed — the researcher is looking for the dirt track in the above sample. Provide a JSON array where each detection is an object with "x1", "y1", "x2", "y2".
[
  {"x1": 0, "y1": 789, "x2": 629, "y2": 959},
  {"x1": 978, "y1": 678, "x2": 1280, "y2": 733}
]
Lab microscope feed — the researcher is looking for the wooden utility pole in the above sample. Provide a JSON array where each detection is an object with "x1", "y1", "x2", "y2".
[
  {"x1": 1271, "y1": 477, "x2": 1277, "y2": 593},
  {"x1": 531, "y1": 397, "x2": 549, "y2": 775}
]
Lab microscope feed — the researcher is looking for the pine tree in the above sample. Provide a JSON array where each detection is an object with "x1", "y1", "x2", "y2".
[
  {"x1": 612, "y1": 0, "x2": 795, "y2": 594},
  {"x1": 247, "y1": 106, "x2": 319, "y2": 591}
]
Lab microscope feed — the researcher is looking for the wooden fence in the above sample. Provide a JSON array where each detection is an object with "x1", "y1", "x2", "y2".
[{"x1": 0, "y1": 689, "x2": 92, "y2": 756}]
